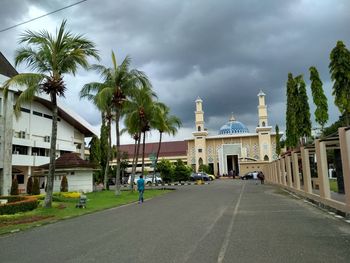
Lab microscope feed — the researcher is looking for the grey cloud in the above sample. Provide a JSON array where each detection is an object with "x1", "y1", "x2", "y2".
[{"x1": 1, "y1": 0, "x2": 349, "y2": 142}]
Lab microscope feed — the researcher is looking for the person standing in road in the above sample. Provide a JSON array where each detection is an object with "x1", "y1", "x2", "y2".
[
  {"x1": 137, "y1": 175, "x2": 145, "y2": 203},
  {"x1": 258, "y1": 171, "x2": 265, "y2": 184}
]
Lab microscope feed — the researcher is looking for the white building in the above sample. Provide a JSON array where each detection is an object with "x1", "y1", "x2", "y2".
[{"x1": 0, "y1": 52, "x2": 97, "y2": 195}]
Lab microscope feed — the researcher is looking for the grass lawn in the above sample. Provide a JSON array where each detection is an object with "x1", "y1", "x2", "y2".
[
  {"x1": 0, "y1": 189, "x2": 171, "y2": 235},
  {"x1": 329, "y1": 179, "x2": 338, "y2": 192}
]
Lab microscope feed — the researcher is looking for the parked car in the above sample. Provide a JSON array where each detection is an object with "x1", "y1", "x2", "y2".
[
  {"x1": 127, "y1": 174, "x2": 162, "y2": 185},
  {"x1": 240, "y1": 171, "x2": 259, "y2": 180},
  {"x1": 207, "y1": 174, "x2": 215, "y2": 181},
  {"x1": 190, "y1": 172, "x2": 211, "y2": 181}
]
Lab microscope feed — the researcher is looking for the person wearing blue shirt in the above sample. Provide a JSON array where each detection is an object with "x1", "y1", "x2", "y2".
[{"x1": 137, "y1": 175, "x2": 145, "y2": 203}]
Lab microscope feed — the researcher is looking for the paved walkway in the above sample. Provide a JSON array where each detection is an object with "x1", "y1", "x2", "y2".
[{"x1": 1, "y1": 180, "x2": 350, "y2": 262}]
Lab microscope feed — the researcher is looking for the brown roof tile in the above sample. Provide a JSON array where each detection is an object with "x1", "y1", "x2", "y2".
[
  {"x1": 39, "y1": 153, "x2": 96, "y2": 170},
  {"x1": 119, "y1": 141, "x2": 187, "y2": 158}
]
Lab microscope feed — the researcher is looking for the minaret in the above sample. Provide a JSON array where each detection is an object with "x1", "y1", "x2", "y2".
[
  {"x1": 192, "y1": 97, "x2": 208, "y2": 171},
  {"x1": 256, "y1": 90, "x2": 272, "y2": 161},
  {"x1": 257, "y1": 90, "x2": 268, "y2": 127}
]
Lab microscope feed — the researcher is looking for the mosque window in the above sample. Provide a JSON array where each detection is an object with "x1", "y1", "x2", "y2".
[
  {"x1": 264, "y1": 155, "x2": 269, "y2": 161},
  {"x1": 262, "y1": 121, "x2": 266, "y2": 127},
  {"x1": 198, "y1": 126, "x2": 201, "y2": 131},
  {"x1": 198, "y1": 149, "x2": 202, "y2": 153}
]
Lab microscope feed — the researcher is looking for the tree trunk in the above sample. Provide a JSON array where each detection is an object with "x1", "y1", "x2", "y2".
[
  {"x1": 115, "y1": 110, "x2": 121, "y2": 196},
  {"x1": 103, "y1": 117, "x2": 111, "y2": 190},
  {"x1": 44, "y1": 93, "x2": 58, "y2": 208},
  {"x1": 152, "y1": 131, "x2": 163, "y2": 183},
  {"x1": 141, "y1": 131, "x2": 146, "y2": 176},
  {"x1": 130, "y1": 137, "x2": 138, "y2": 190},
  {"x1": 130, "y1": 132, "x2": 141, "y2": 190}
]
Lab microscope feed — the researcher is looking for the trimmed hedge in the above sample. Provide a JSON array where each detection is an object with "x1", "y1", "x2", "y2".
[{"x1": 0, "y1": 196, "x2": 38, "y2": 215}]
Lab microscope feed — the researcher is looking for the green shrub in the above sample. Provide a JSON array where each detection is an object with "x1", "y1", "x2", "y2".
[
  {"x1": 157, "y1": 159, "x2": 174, "y2": 183},
  {"x1": 60, "y1": 175, "x2": 68, "y2": 192},
  {"x1": 26, "y1": 176, "x2": 33, "y2": 195},
  {"x1": 10, "y1": 178, "x2": 19, "y2": 196},
  {"x1": 174, "y1": 160, "x2": 191, "y2": 182},
  {"x1": 0, "y1": 196, "x2": 38, "y2": 215},
  {"x1": 32, "y1": 177, "x2": 40, "y2": 195}
]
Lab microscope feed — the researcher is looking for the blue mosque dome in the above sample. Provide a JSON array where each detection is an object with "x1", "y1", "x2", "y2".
[{"x1": 219, "y1": 114, "x2": 249, "y2": 135}]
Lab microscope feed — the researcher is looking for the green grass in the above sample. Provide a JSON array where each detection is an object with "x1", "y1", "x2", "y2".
[
  {"x1": 0, "y1": 189, "x2": 171, "y2": 235},
  {"x1": 329, "y1": 179, "x2": 338, "y2": 192}
]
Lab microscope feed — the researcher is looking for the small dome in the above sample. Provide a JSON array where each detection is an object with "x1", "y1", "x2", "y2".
[{"x1": 219, "y1": 114, "x2": 249, "y2": 135}]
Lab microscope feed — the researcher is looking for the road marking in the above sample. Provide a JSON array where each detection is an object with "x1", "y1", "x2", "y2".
[{"x1": 217, "y1": 183, "x2": 245, "y2": 263}]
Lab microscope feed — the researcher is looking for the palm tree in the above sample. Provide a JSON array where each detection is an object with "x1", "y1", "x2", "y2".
[
  {"x1": 80, "y1": 82, "x2": 113, "y2": 189},
  {"x1": 3, "y1": 20, "x2": 99, "y2": 208},
  {"x1": 152, "y1": 105, "x2": 181, "y2": 182},
  {"x1": 123, "y1": 85, "x2": 156, "y2": 187},
  {"x1": 92, "y1": 51, "x2": 151, "y2": 195}
]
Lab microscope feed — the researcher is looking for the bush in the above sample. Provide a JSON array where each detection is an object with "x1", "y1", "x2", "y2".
[
  {"x1": 32, "y1": 177, "x2": 40, "y2": 195},
  {"x1": 199, "y1": 164, "x2": 213, "y2": 174},
  {"x1": 174, "y1": 160, "x2": 191, "y2": 183},
  {"x1": 26, "y1": 177, "x2": 33, "y2": 195},
  {"x1": 10, "y1": 178, "x2": 19, "y2": 196},
  {"x1": 0, "y1": 196, "x2": 38, "y2": 215},
  {"x1": 157, "y1": 159, "x2": 174, "y2": 183},
  {"x1": 60, "y1": 175, "x2": 68, "y2": 192}
]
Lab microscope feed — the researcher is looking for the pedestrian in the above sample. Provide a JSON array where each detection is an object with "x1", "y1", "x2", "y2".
[
  {"x1": 258, "y1": 172, "x2": 265, "y2": 184},
  {"x1": 137, "y1": 175, "x2": 145, "y2": 203}
]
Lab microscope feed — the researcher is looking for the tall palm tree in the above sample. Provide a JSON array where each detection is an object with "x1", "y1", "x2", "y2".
[
  {"x1": 123, "y1": 85, "x2": 156, "y2": 187},
  {"x1": 92, "y1": 51, "x2": 150, "y2": 195},
  {"x1": 80, "y1": 82, "x2": 113, "y2": 189},
  {"x1": 151, "y1": 106, "x2": 181, "y2": 182},
  {"x1": 3, "y1": 20, "x2": 99, "y2": 208}
]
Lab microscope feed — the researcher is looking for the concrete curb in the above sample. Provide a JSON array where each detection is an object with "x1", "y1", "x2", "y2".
[{"x1": 121, "y1": 182, "x2": 211, "y2": 188}]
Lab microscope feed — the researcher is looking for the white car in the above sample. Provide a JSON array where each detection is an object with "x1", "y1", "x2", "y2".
[{"x1": 128, "y1": 175, "x2": 162, "y2": 185}]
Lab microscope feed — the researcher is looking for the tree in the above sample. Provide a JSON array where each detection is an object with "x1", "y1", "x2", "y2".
[
  {"x1": 275, "y1": 125, "x2": 281, "y2": 156},
  {"x1": 285, "y1": 73, "x2": 298, "y2": 148},
  {"x1": 60, "y1": 175, "x2": 68, "y2": 192},
  {"x1": 26, "y1": 176, "x2": 33, "y2": 195},
  {"x1": 309, "y1": 66, "x2": 329, "y2": 130},
  {"x1": 90, "y1": 51, "x2": 150, "y2": 196},
  {"x1": 10, "y1": 178, "x2": 19, "y2": 195},
  {"x1": 89, "y1": 135, "x2": 101, "y2": 165},
  {"x1": 32, "y1": 177, "x2": 40, "y2": 195},
  {"x1": 329, "y1": 40, "x2": 350, "y2": 126},
  {"x1": 295, "y1": 75, "x2": 311, "y2": 141},
  {"x1": 123, "y1": 84, "x2": 156, "y2": 189},
  {"x1": 80, "y1": 81, "x2": 113, "y2": 189},
  {"x1": 173, "y1": 160, "x2": 191, "y2": 183},
  {"x1": 3, "y1": 20, "x2": 99, "y2": 207},
  {"x1": 157, "y1": 159, "x2": 174, "y2": 183},
  {"x1": 151, "y1": 105, "x2": 181, "y2": 182}
]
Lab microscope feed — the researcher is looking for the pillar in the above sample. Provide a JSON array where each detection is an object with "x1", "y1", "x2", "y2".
[
  {"x1": 315, "y1": 139, "x2": 330, "y2": 199},
  {"x1": 339, "y1": 127, "x2": 350, "y2": 208},
  {"x1": 301, "y1": 147, "x2": 312, "y2": 194},
  {"x1": 280, "y1": 158, "x2": 286, "y2": 186},
  {"x1": 286, "y1": 155, "x2": 293, "y2": 188},
  {"x1": 292, "y1": 152, "x2": 300, "y2": 190}
]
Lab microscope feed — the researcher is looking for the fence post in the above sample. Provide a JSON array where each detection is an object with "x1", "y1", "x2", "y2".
[
  {"x1": 301, "y1": 147, "x2": 312, "y2": 194},
  {"x1": 315, "y1": 139, "x2": 330, "y2": 199},
  {"x1": 339, "y1": 127, "x2": 350, "y2": 209},
  {"x1": 292, "y1": 152, "x2": 300, "y2": 190}
]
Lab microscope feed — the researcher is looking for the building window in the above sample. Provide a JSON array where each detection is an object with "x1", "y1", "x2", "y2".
[
  {"x1": 198, "y1": 149, "x2": 202, "y2": 153},
  {"x1": 43, "y1": 114, "x2": 53, "y2": 120},
  {"x1": 264, "y1": 155, "x2": 269, "y2": 161},
  {"x1": 33, "y1": 111, "x2": 43, "y2": 117},
  {"x1": 12, "y1": 145, "x2": 28, "y2": 155},
  {"x1": 12, "y1": 174, "x2": 24, "y2": 184},
  {"x1": 262, "y1": 121, "x2": 266, "y2": 127},
  {"x1": 198, "y1": 126, "x2": 201, "y2": 131},
  {"x1": 20, "y1": 107, "x2": 30, "y2": 113}
]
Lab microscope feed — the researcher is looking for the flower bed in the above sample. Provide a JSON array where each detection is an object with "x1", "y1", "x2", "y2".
[{"x1": 0, "y1": 196, "x2": 38, "y2": 215}]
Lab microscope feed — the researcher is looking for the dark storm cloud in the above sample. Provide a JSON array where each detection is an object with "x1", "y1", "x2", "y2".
[{"x1": 1, "y1": 0, "x2": 350, "y2": 140}]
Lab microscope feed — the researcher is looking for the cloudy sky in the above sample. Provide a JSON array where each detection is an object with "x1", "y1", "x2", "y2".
[{"x1": 1, "y1": 0, "x2": 349, "y2": 144}]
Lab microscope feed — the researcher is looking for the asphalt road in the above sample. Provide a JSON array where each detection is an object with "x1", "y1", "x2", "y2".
[{"x1": 1, "y1": 180, "x2": 350, "y2": 263}]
